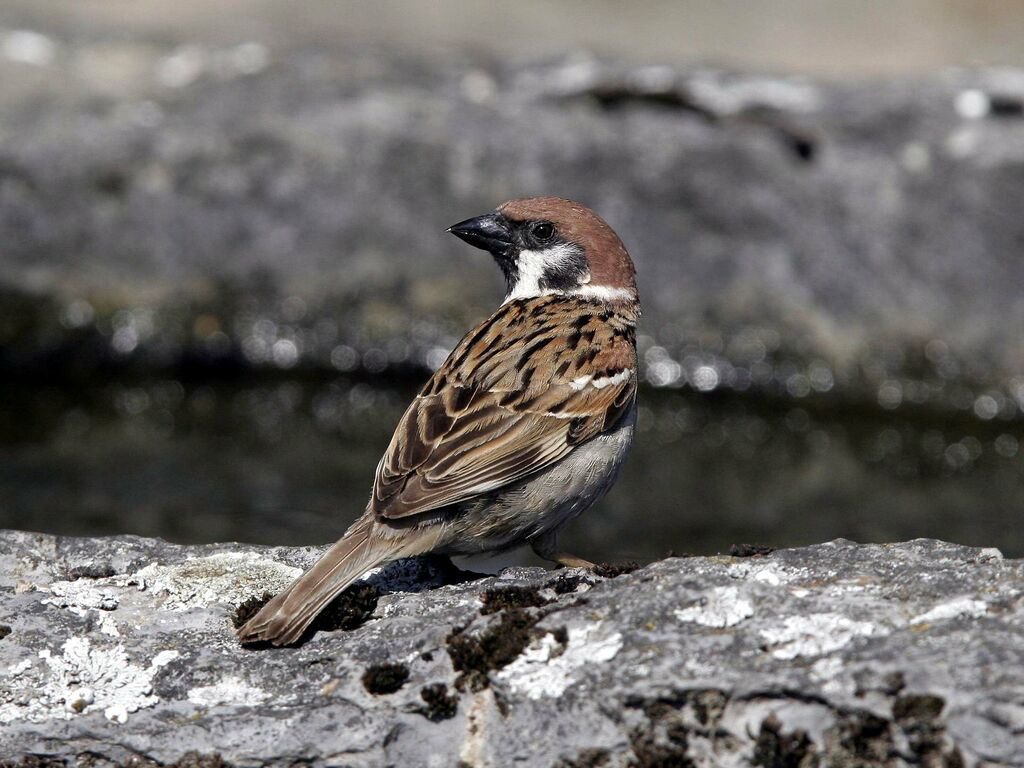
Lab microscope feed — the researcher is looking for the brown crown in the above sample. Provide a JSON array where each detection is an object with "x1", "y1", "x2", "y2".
[{"x1": 498, "y1": 197, "x2": 637, "y2": 294}]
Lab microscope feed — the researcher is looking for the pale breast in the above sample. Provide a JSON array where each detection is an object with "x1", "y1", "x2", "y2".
[{"x1": 439, "y1": 403, "x2": 636, "y2": 555}]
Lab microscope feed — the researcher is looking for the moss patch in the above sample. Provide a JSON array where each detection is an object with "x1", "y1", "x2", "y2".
[
  {"x1": 479, "y1": 585, "x2": 549, "y2": 614},
  {"x1": 312, "y1": 583, "x2": 380, "y2": 633},
  {"x1": 66, "y1": 563, "x2": 117, "y2": 580},
  {"x1": 893, "y1": 693, "x2": 944, "y2": 722},
  {"x1": 234, "y1": 583, "x2": 379, "y2": 647},
  {"x1": 753, "y1": 714, "x2": 815, "y2": 768},
  {"x1": 232, "y1": 592, "x2": 273, "y2": 629},
  {"x1": 893, "y1": 694, "x2": 961, "y2": 765},
  {"x1": 881, "y1": 671, "x2": 906, "y2": 696},
  {"x1": 546, "y1": 573, "x2": 590, "y2": 594},
  {"x1": 729, "y1": 543, "x2": 775, "y2": 558},
  {"x1": 593, "y1": 562, "x2": 640, "y2": 578},
  {"x1": 362, "y1": 662, "x2": 409, "y2": 695},
  {"x1": 446, "y1": 608, "x2": 539, "y2": 692},
  {"x1": 556, "y1": 748, "x2": 611, "y2": 768},
  {"x1": 689, "y1": 689, "x2": 726, "y2": 727},
  {"x1": 419, "y1": 683, "x2": 459, "y2": 721},
  {"x1": 628, "y1": 718, "x2": 693, "y2": 768},
  {"x1": 829, "y1": 711, "x2": 893, "y2": 765},
  {"x1": 168, "y1": 755, "x2": 233, "y2": 768}
]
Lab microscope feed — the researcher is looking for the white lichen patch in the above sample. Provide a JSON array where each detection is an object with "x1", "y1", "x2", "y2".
[
  {"x1": 810, "y1": 656, "x2": 854, "y2": 696},
  {"x1": 760, "y1": 613, "x2": 880, "y2": 660},
  {"x1": 187, "y1": 676, "x2": 270, "y2": 708},
  {"x1": 0, "y1": 637, "x2": 179, "y2": 724},
  {"x1": 912, "y1": 597, "x2": 988, "y2": 625},
  {"x1": 495, "y1": 624, "x2": 622, "y2": 700},
  {"x1": 728, "y1": 560, "x2": 808, "y2": 587},
  {"x1": 976, "y1": 547, "x2": 1003, "y2": 563},
  {"x1": 42, "y1": 579, "x2": 122, "y2": 636},
  {"x1": 44, "y1": 579, "x2": 120, "y2": 612},
  {"x1": 128, "y1": 552, "x2": 301, "y2": 611},
  {"x1": 689, "y1": 72, "x2": 822, "y2": 115},
  {"x1": 675, "y1": 586, "x2": 754, "y2": 628},
  {"x1": 681, "y1": 656, "x2": 719, "y2": 678},
  {"x1": 809, "y1": 655, "x2": 844, "y2": 682}
]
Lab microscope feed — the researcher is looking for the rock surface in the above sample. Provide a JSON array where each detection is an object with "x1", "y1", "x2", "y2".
[
  {"x1": 1, "y1": 530, "x2": 1021, "y2": 766},
  {"x1": 2, "y1": 27, "x2": 1024, "y2": 408}
]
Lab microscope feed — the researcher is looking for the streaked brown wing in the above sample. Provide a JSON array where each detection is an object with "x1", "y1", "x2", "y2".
[{"x1": 370, "y1": 296, "x2": 637, "y2": 520}]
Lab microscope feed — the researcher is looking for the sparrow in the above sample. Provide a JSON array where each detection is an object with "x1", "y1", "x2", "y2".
[{"x1": 238, "y1": 196, "x2": 640, "y2": 646}]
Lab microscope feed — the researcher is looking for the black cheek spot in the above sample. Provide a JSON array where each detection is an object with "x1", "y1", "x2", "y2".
[
  {"x1": 539, "y1": 248, "x2": 589, "y2": 293},
  {"x1": 539, "y1": 267, "x2": 579, "y2": 293}
]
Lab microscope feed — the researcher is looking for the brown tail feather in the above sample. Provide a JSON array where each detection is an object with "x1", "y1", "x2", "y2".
[{"x1": 237, "y1": 516, "x2": 399, "y2": 646}]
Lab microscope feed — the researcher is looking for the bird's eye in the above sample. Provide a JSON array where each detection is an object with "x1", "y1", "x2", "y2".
[{"x1": 532, "y1": 222, "x2": 554, "y2": 241}]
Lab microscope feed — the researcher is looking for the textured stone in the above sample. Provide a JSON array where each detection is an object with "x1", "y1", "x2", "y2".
[
  {"x1": 1, "y1": 530, "x2": 1021, "y2": 766},
  {"x1": 2, "y1": 33, "x2": 1024, "y2": 403}
]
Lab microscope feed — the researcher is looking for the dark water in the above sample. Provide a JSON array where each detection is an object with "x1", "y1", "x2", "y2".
[{"x1": 3, "y1": 371, "x2": 1022, "y2": 563}]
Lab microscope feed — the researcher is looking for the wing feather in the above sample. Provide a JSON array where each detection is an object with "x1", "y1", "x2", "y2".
[{"x1": 370, "y1": 296, "x2": 637, "y2": 520}]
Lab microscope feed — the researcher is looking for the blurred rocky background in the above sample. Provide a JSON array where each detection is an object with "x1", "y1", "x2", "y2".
[{"x1": 1, "y1": 0, "x2": 1022, "y2": 561}]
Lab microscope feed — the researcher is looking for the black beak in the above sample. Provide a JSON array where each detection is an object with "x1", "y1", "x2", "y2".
[{"x1": 448, "y1": 213, "x2": 514, "y2": 258}]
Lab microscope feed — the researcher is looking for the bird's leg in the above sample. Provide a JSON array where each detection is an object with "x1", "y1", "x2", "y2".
[{"x1": 531, "y1": 533, "x2": 596, "y2": 570}]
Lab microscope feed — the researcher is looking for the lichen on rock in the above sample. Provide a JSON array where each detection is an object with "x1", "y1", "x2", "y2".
[
  {"x1": 127, "y1": 552, "x2": 302, "y2": 612},
  {"x1": 1, "y1": 531, "x2": 1022, "y2": 766},
  {"x1": 0, "y1": 637, "x2": 178, "y2": 725}
]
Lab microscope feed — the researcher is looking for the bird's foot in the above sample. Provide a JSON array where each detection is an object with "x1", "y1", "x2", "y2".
[{"x1": 544, "y1": 551, "x2": 598, "y2": 570}]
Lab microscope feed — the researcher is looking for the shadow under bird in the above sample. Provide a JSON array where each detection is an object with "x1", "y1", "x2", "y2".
[{"x1": 237, "y1": 197, "x2": 641, "y2": 646}]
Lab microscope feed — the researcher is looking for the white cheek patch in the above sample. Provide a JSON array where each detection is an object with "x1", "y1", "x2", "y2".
[
  {"x1": 504, "y1": 244, "x2": 579, "y2": 302},
  {"x1": 570, "y1": 368, "x2": 633, "y2": 391}
]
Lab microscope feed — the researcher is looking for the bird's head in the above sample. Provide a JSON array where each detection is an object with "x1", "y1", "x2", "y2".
[{"x1": 448, "y1": 197, "x2": 638, "y2": 306}]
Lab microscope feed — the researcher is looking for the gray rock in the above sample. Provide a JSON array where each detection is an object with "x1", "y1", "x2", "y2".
[
  {"x1": 1, "y1": 529, "x2": 1021, "y2": 766},
  {"x1": 2, "y1": 29, "x2": 1024, "y2": 410}
]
